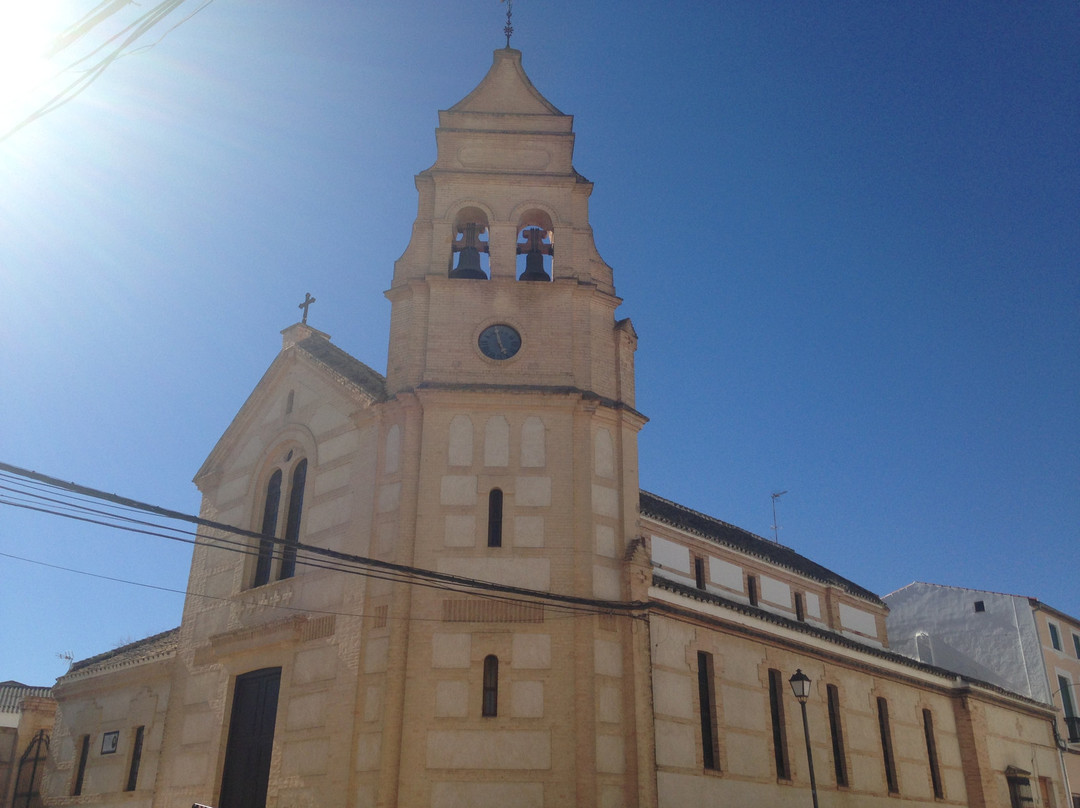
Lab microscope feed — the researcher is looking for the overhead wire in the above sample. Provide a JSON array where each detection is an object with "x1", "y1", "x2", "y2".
[
  {"x1": 2, "y1": 0, "x2": 216, "y2": 142},
  {"x1": 0, "y1": 462, "x2": 650, "y2": 624}
]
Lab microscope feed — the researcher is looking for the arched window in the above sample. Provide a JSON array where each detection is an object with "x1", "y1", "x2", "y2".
[
  {"x1": 482, "y1": 655, "x2": 499, "y2": 717},
  {"x1": 251, "y1": 455, "x2": 307, "y2": 588},
  {"x1": 253, "y1": 470, "x2": 282, "y2": 587},
  {"x1": 279, "y1": 459, "x2": 307, "y2": 579},
  {"x1": 487, "y1": 489, "x2": 503, "y2": 548}
]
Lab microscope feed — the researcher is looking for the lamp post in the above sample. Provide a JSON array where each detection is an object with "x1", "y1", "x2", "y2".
[{"x1": 789, "y1": 669, "x2": 820, "y2": 808}]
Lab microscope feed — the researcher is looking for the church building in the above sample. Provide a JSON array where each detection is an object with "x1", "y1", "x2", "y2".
[{"x1": 41, "y1": 47, "x2": 1066, "y2": 808}]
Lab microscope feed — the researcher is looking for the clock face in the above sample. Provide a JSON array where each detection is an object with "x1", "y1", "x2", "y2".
[{"x1": 478, "y1": 324, "x2": 522, "y2": 360}]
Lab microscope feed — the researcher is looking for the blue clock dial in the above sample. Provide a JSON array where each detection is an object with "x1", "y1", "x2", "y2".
[{"x1": 478, "y1": 324, "x2": 521, "y2": 360}]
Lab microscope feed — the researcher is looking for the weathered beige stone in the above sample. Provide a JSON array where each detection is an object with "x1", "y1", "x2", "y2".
[{"x1": 426, "y1": 730, "x2": 551, "y2": 769}]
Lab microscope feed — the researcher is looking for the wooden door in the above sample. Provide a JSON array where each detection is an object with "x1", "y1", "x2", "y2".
[{"x1": 219, "y1": 668, "x2": 281, "y2": 808}]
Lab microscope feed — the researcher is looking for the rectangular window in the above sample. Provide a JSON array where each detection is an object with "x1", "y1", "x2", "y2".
[
  {"x1": 974, "y1": 600, "x2": 985, "y2": 612},
  {"x1": 125, "y1": 725, "x2": 145, "y2": 792},
  {"x1": 877, "y1": 697, "x2": 899, "y2": 794},
  {"x1": 826, "y1": 684, "x2": 848, "y2": 787},
  {"x1": 795, "y1": 592, "x2": 805, "y2": 622},
  {"x1": 487, "y1": 489, "x2": 503, "y2": 548},
  {"x1": 768, "y1": 668, "x2": 790, "y2": 780},
  {"x1": 1059, "y1": 675, "x2": 1076, "y2": 718},
  {"x1": 747, "y1": 575, "x2": 759, "y2": 607},
  {"x1": 923, "y1": 709, "x2": 944, "y2": 799},
  {"x1": 1008, "y1": 775, "x2": 1035, "y2": 807},
  {"x1": 697, "y1": 651, "x2": 720, "y2": 770},
  {"x1": 1072, "y1": 633, "x2": 1080, "y2": 660},
  {"x1": 694, "y1": 556, "x2": 707, "y2": 590},
  {"x1": 72, "y1": 735, "x2": 90, "y2": 796},
  {"x1": 1050, "y1": 622, "x2": 1062, "y2": 651}
]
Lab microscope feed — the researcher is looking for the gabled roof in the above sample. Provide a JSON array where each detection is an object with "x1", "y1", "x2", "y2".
[
  {"x1": 195, "y1": 327, "x2": 386, "y2": 485},
  {"x1": 63, "y1": 627, "x2": 179, "y2": 679},
  {"x1": 294, "y1": 334, "x2": 386, "y2": 401},
  {"x1": 640, "y1": 490, "x2": 883, "y2": 605}
]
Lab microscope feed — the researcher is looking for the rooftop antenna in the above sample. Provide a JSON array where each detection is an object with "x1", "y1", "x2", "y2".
[
  {"x1": 501, "y1": 0, "x2": 513, "y2": 47},
  {"x1": 770, "y1": 490, "x2": 787, "y2": 544}
]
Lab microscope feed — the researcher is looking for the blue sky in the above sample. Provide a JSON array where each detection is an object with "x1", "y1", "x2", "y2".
[{"x1": 1, "y1": 1, "x2": 1077, "y2": 686}]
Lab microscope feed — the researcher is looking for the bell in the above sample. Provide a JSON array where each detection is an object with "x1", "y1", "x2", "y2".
[
  {"x1": 518, "y1": 249, "x2": 551, "y2": 282},
  {"x1": 450, "y1": 222, "x2": 489, "y2": 279},
  {"x1": 450, "y1": 246, "x2": 487, "y2": 279}
]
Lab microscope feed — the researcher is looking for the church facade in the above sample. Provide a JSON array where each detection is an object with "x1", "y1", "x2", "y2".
[{"x1": 41, "y1": 49, "x2": 1066, "y2": 808}]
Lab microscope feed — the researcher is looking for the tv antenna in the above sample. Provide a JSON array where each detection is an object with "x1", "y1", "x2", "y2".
[{"x1": 770, "y1": 490, "x2": 787, "y2": 544}]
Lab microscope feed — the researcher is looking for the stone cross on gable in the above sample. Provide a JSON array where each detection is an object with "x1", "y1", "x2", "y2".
[{"x1": 298, "y1": 292, "x2": 316, "y2": 324}]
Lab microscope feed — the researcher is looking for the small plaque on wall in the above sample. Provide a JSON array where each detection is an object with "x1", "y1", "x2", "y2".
[{"x1": 101, "y1": 731, "x2": 119, "y2": 755}]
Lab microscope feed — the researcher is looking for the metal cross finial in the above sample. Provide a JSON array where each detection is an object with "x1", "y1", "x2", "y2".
[
  {"x1": 502, "y1": 0, "x2": 513, "y2": 47},
  {"x1": 298, "y1": 292, "x2": 316, "y2": 324}
]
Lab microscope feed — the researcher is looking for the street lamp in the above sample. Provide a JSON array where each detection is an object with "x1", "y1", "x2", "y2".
[{"x1": 789, "y1": 669, "x2": 820, "y2": 808}]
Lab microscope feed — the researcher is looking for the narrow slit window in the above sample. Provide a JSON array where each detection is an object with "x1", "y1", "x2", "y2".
[
  {"x1": 125, "y1": 726, "x2": 145, "y2": 792},
  {"x1": 878, "y1": 697, "x2": 899, "y2": 794},
  {"x1": 253, "y1": 470, "x2": 282, "y2": 587},
  {"x1": 279, "y1": 459, "x2": 307, "y2": 580},
  {"x1": 923, "y1": 709, "x2": 944, "y2": 799},
  {"x1": 826, "y1": 684, "x2": 848, "y2": 787},
  {"x1": 694, "y1": 556, "x2": 706, "y2": 590},
  {"x1": 72, "y1": 735, "x2": 90, "y2": 796},
  {"x1": 768, "y1": 668, "x2": 790, "y2": 780},
  {"x1": 482, "y1": 655, "x2": 499, "y2": 717},
  {"x1": 697, "y1": 651, "x2": 720, "y2": 770},
  {"x1": 747, "y1": 575, "x2": 759, "y2": 607},
  {"x1": 795, "y1": 592, "x2": 805, "y2": 622},
  {"x1": 487, "y1": 489, "x2": 503, "y2": 548}
]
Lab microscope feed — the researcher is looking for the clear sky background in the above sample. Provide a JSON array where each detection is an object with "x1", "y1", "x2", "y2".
[{"x1": 1, "y1": 1, "x2": 1077, "y2": 687}]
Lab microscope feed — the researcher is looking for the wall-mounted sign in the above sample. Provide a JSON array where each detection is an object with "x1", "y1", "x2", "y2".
[{"x1": 101, "y1": 731, "x2": 119, "y2": 755}]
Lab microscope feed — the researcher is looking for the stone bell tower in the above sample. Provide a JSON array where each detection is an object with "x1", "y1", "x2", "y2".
[
  {"x1": 385, "y1": 47, "x2": 635, "y2": 405},
  {"x1": 363, "y1": 48, "x2": 653, "y2": 808}
]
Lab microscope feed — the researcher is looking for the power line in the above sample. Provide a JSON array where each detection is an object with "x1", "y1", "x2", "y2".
[
  {"x1": 0, "y1": 461, "x2": 649, "y2": 622},
  {"x1": 2, "y1": 0, "x2": 216, "y2": 142}
]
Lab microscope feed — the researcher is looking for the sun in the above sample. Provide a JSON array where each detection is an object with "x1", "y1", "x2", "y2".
[{"x1": 0, "y1": 0, "x2": 68, "y2": 133}]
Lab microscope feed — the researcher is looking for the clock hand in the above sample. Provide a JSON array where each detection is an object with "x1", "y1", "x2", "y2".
[{"x1": 495, "y1": 330, "x2": 506, "y2": 353}]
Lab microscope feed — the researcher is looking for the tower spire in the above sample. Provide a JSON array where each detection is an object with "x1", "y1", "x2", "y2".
[{"x1": 502, "y1": 0, "x2": 513, "y2": 47}]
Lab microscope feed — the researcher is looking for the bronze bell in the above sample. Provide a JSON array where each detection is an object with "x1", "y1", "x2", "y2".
[
  {"x1": 450, "y1": 245, "x2": 487, "y2": 279},
  {"x1": 519, "y1": 249, "x2": 551, "y2": 281},
  {"x1": 450, "y1": 222, "x2": 489, "y2": 279}
]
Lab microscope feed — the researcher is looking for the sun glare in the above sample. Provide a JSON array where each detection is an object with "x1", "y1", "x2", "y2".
[{"x1": 0, "y1": 1, "x2": 66, "y2": 133}]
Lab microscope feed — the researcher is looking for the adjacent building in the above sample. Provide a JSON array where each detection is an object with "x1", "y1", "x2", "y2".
[
  {"x1": 887, "y1": 581, "x2": 1080, "y2": 806},
  {"x1": 40, "y1": 47, "x2": 1066, "y2": 808},
  {"x1": 1, "y1": 680, "x2": 55, "y2": 808}
]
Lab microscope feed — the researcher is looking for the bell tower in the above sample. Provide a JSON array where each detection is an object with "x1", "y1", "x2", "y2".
[
  {"x1": 367, "y1": 48, "x2": 652, "y2": 808},
  {"x1": 385, "y1": 47, "x2": 633, "y2": 407}
]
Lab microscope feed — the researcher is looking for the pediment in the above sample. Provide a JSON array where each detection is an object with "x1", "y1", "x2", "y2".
[{"x1": 194, "y1": 333, "x2": 385, "y2": 489}]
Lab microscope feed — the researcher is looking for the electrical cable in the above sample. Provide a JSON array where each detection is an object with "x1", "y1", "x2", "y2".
[{"x1": 0, "y1": 461, "x2": 650, "y2": 623}]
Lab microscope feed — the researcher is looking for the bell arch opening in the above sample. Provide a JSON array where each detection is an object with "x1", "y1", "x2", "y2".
[
  {"x1": 515, "y1": 209, "x2": 554, "y2": 281},
  {"x1": 450, "y1": 207, "x2": 490, "y2": 279}
]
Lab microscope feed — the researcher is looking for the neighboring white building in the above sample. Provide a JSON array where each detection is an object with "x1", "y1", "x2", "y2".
[{"x1": 886, "y1": 581, "x2": 1080, "y2": 806}]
